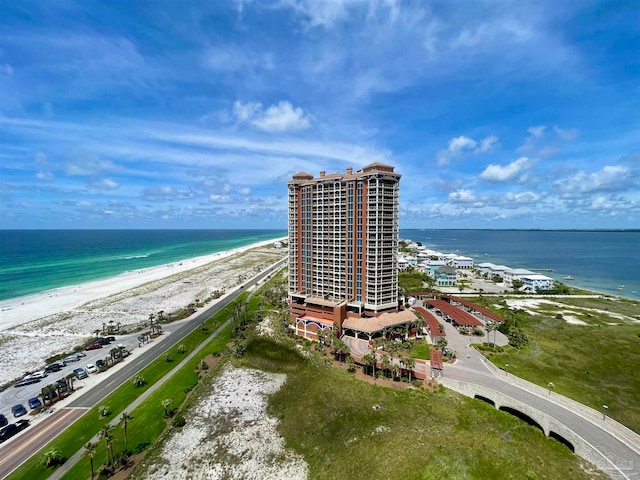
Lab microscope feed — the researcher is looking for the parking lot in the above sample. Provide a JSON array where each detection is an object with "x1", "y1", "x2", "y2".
[{"x1": 0, "y1": 334, "x2": 139, "y2": 425}]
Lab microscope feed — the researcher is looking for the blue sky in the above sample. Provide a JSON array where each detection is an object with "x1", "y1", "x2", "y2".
[{"x1": 1, "y1": 0, "x2": 638, "y2": 229}]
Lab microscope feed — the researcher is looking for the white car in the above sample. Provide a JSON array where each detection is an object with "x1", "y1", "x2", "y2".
[
  {"x1": 29, "y1": 370, "x2": 48, "y2": 379},
  {"x1": 85, "y1": 363, "x2": 98, "y2": 374}
]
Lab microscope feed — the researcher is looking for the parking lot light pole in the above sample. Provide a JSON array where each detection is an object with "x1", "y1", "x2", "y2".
[
  {"x1": 505, "y1": 364, "x2": 509, "y2": 377},
  {"x1": 602, "y1": 404, "x2": 608, "y2": 420},
  {"x1": 548, "y1": 382, "x2": 554, "y2": 395}
]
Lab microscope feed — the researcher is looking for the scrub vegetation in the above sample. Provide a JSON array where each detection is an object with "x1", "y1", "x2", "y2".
[{"x1": 477, "y1": 296, "x2": 640, "y2": 432}]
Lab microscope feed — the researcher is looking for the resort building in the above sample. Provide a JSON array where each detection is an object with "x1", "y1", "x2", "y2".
[
  {"x1": 521, "y1": 274, "x2": 554, "y2": 292},
  {"x1": 503, "y1": 268, "x2": 535, "y2": 287},
  {"x1": 434, "y1": 266, "x2": 457, "y2": 287},
  {"x1": 288, "y1": 163, "x2": 402, "y2": 340}
]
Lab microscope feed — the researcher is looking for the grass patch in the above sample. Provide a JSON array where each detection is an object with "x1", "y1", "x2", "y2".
[
  {"x1": 409, "y1": 340, "x2": 431, "y2": 360},
  {"x1": 481, "y1": 296, "x2": 640, "y2": 432},
  {"x1": 241, "y1": 336, "x2": 306, "y2": 373},
  {"x1": 264, "y1": 351, "x2": 603, "y2": 480}
]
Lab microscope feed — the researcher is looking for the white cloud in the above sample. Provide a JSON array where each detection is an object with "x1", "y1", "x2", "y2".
[
  {"x1": 233, "y1": 101, "x2": 263, "y2": 123},
  {"x1": 437, "y1": 135, "x2": 498, "y2": 165},
  {"x1": 36, "y1": 171, "x2": 54, "y2": 181},
  {"x1": 93, "y1": 178, "x2": 119, "y2": 190},
  {"x1": 449, "y1": 189, "x2": 483, "y2": 205},
  {"x1": 280, "y1": 0, "x2": 350, "y2": 29},
  {"x1": 233, "y1": 100, "x2": 311, "y2": 133},
  {"x1": 480, "y1": 156, "x2": 531, "y2": 183},
  {"x1": 448, "y1": 136, "x2": 477, "y2": 153},
  {"x1": 527, "y1": 126, "x2": 546, "y2": 138},
  {"x1": 502, "y1": 191, "x2": 540, "y2": 206},
  {"x1": 209, "y1": 194, "x2": 233, "y2": 203},
  {"x1": 66, "y1": 151, "x2": 117, "y2": 176},
  {"x1": 237, "y1": 187, "x2": 251, "y2": 195},
  {"x1": 475, "y1": 136, "x2": 498, "y2": 153},
  {"x1": 0, "y1": 64, "x2": 13, "y2": 75},
  {"x1": 202, "y1": 45, "x2": 273, "y2": 73},
  {"x1": 553, "y1": 165, "x2": 635, "y2": 193},
  {"x1": 553, "y1": 126, "x2": 579, "y2": 141}
]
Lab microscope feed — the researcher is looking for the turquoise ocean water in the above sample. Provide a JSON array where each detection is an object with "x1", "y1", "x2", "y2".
[
  {"x1": 1, "y1": 229, "x2": 638, "y2": 303},
  {"x1": 0, "y1": 230, "x2": 286, "y2": 302},
  {"x1": 400, "y1": 229, "x2": 640, "y2": 300}
]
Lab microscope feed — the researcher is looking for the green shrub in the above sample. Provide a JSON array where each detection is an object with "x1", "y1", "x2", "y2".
[{"x1": 172, "y1": 414, "x2": 186, "y2": 428}]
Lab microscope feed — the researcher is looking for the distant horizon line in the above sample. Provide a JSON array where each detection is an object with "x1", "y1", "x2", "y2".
[{"x1": 1, "y1": 228, "x2": 638, "y2": 233}]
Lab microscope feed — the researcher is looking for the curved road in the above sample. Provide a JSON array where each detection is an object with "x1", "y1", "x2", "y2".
[
  {"x1": 0, "y1": 258, "x2": 286, "y2": 479},
  {"x1": 432, "y1": 304, "x2": 640, "y2": 480}
]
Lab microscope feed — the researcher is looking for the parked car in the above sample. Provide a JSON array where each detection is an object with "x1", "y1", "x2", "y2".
[
  {"x1": 14, "y1": 377, "x2": 41, "y2": 387},
  {"x1": 42, "y1": 388, "x2": 58, "y2": 401},
  {"x1": 15, "y1": 419, "x2": 30, "y2": 431},
  {"x1": 96, "y1": 338, "x2": 111, "y2": 345},
  {"x1": 106, "y1": 336, "x2": 116, "y2": 342},
  {"x1": 11, "y1": 404, "x2": 27, "y2": 418},
  {"x1": 85, "y1": 363, "x2": 98, "y2": 374},
  {"x1": 0, "y1": 414, "x2": 7, "y2": 427},
  {"x1": 29, "y1": 370, "x2": 48, "y2": 379},
  {"x1": 75, "y1": 351, "x2": 86, "y2": 357},
  {"x1": 63, "y1": 355, "x2": 80, "y2": 363},
  {"x1": 44, "y1": 362, "x2": 64, "y2": 373},
  {"x1": 95, "y1": 359, "x2": 106, "y2": 369},
  {"x1": 28, "y1": 397, "x2": 42, "y2": 409},
  {"x1": 0, "y1": 424, "x2": 18, "y2": 443},
  {"x1": 56, "y1": 379, "x2": 68, "y2": 393},
  {"x1": 84, "y1": 343, "x2": 102, "y2": 351},
  {"x1": 74, "y1": 367, "x2": 88, "y2": 380}
]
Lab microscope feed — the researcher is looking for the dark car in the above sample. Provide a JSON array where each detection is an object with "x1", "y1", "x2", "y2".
[
  {"x1": 95, "y1": 359, "x2": 106, "y2": 369},
  {"x1": 44, "y1": 362, "x2": 64, "y2": 373},
  {"x1": 11, "y1": 404, "x2": 27, "y2": 418},
  {"x1": 84, "y1": 342, "x2": 102, "y2": 351},
  {"x1": 0, "y1": 414, "x2": 7, "y2": 427},
  {"x1": 106, "y1": 336, "x2": 116, "y2": 342},
  {"x1": 15, "y1": 419, "x2": 30, "y2": 431},
  {"x1": 0, "y1": 424, "x2": 18, "y2": 443},
  {"x1": 96, "y1": 337, "x2": 111, "y2": 345},
  {"x1": 74, "y1": 367, "x2": 88, "y2": 380},
  {"x1": 14, "y1": 377, "x2": 41, "y2": 387},
  {"x1": 56, "y1": 379, "x2": 69, "y2": 393},
  {"x1": 28, "y1": 397, "x2": 42, "y2": 409},
  {"x1": 42, "y1": 388, "x2": 58, "y2": 401}
]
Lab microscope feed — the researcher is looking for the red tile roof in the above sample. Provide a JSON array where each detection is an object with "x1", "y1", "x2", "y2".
[
  {"x1": 443, "y1": 296, "x2": 505, "y2": 322},
  {"x1": 426, "y1": 299, "x2": 483, "y2": 327},
  {"x1": 414, "y1": 306, "x2": 446, "y2": 337}
]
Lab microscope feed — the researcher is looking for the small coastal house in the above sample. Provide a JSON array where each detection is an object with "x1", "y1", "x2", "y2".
[
  {"x1": 504, "y1": 268, "x2": 534, "y2": 287},
  {"x1": 428, "y1": 261, "x2": 447, "y2": 277},
  {"x1": 521, "y1": 274, "x2": 554, "y2": 292},
  {"x1": 454, "y1": 255, "x2": 474, "y2": 269},
  {"x1": 434, "y1": 266, "x2": 457, "y2": 286}
]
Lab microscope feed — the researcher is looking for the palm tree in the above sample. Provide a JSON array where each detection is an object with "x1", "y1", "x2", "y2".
[
  {"x1": 121, "y1": 411, "x2": 133, "y2": 453},
  {"x1": 485, "y1": 322, "x2": 496, "y2": 349},
  {"x1": 65, "y1": 373, "x2": 75, "y2": 392},
  {"x1": 41, "y1": 447, "x2": 64, "y2": 468},
  {"x1": 362, "y1": 352, "x2": 377, "y2": 378},
  {"x1": 84, "y1": 442, "x2": 96, "y2": 479},
  {"x1": 381, "y1": 354, "x2": 391, "y2": 378},
  {"x1": 404, "y1": 357, "x2": 416, "y2": 382},
  {"x1": 100, "y1": 424, "x2": 115, "y2": 466},
  {"x1": 161, "y1": 398, "x2": 173, "y2": 417}
]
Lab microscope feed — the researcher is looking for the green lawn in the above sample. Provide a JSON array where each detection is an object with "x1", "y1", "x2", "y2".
[
  {"x1": 481, "y1": 296, "x2": 640, "y2": 432},
  {"x1": 409, "y1": 339, "x2": 431, "y2": 360},
  {"x1": 247, "y1": 338, "x2": 604, "y2": 480}
]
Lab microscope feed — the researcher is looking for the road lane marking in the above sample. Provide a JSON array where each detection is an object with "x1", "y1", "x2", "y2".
[{"x1": 0, "y1": 409, "x2": 80, "y2": 466}]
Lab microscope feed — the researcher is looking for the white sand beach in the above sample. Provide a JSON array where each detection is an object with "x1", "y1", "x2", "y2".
[{"x1": 0, "y1": 238, "x2": 286, "y2": 385}]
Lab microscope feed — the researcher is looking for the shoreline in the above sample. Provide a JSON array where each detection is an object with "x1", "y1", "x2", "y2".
[
  {"x1": 0, "y1": 236, "x2": 287, "y2": 385},
  {"x1": 0, "y1": 237, "x2": 286, "y2": 332}
]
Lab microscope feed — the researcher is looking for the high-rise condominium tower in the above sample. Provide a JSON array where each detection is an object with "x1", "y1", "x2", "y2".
[{"x1": 288, "y1": 162, "x2": 401, "y2": 336}]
